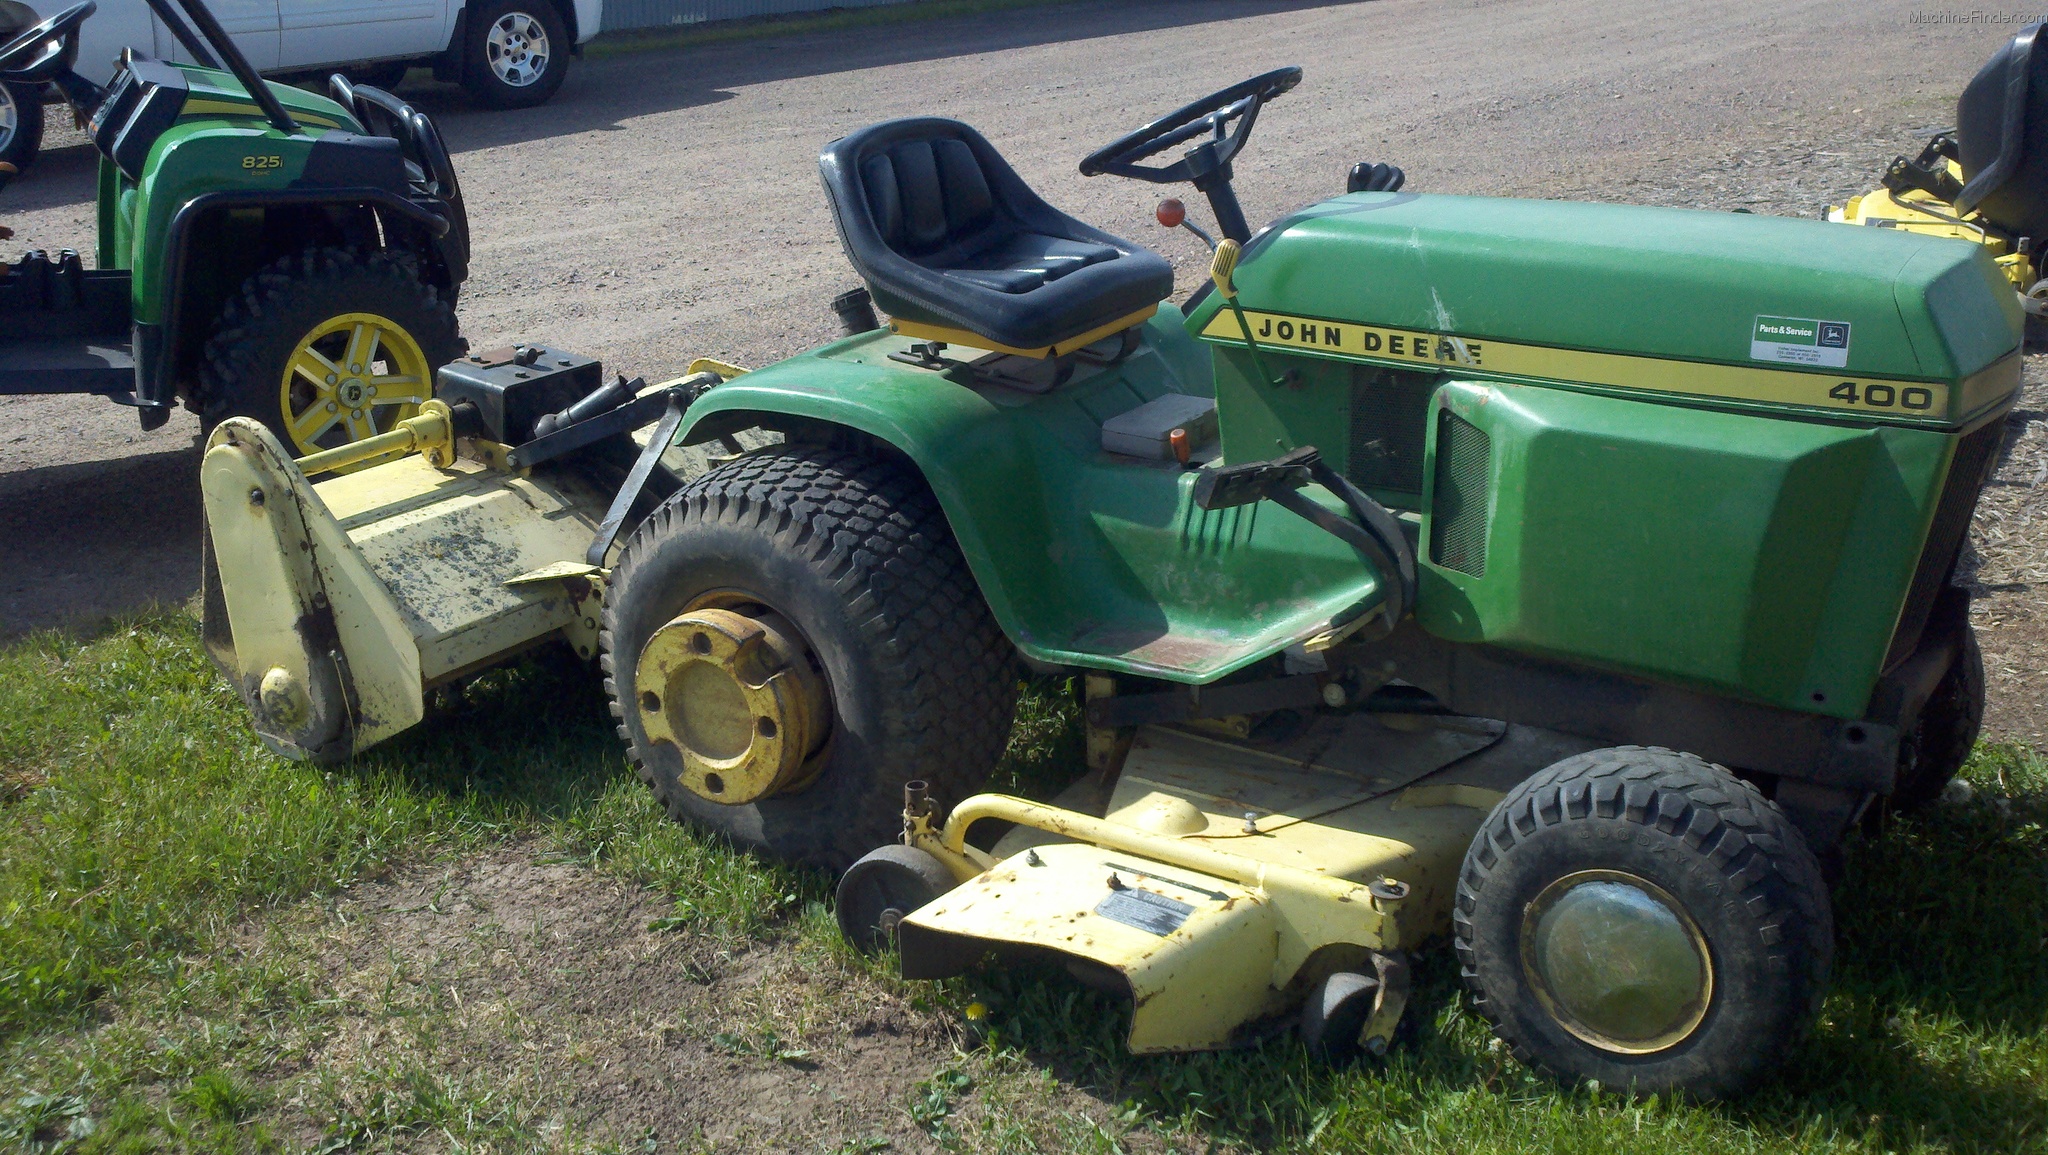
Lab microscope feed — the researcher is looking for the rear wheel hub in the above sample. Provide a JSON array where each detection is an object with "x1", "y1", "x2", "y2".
[{"x1": 634, "y1": 605, "x2": 830, "y2": 804}]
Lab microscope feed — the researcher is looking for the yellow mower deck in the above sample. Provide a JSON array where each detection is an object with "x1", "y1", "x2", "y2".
[{"x1": 895, "y1": 715, "x2": 1600, "y2": 1053}]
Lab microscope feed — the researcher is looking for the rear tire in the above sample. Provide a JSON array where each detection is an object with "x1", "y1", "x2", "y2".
[
  {"x1": 1888, "y1": 625, "x2": 1984, "y2": 814},
  {"x1": 0, "y1": 81, "x2": 43, "y2": 173},
  {"x1": 197, "y1": 248, "x2": 462, "y2": 452},
  {"x1": 1454, "y1": 746, "x2": 1833, "y2": 1099},
  {"x1": 601, "y1": 446, "x2": 1019, "y2": 871},
  {"x1": 460, "y1": 0, "x2": 569, "y2": 109}
]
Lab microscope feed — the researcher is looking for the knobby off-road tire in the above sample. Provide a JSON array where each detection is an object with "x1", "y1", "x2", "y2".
[
  {"x1": 1888, "y1": 625, "x2": 1984, "y2": 814},
  {"x1": 198, "y1": 248, "x2": 462, "y2": 451},
  {"x1": 601, "y1": 446, "x2": 1019, "y2": 871},
  {"x1": 1454, "y1": 746, "x2": 1833, "y2": 1099},
  {"x1": 0, "y1": 81, "x2": 43, "y2": 173}
]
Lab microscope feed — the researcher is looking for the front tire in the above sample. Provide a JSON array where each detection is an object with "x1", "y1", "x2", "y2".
[
  {"x1": 197, "y1": 248, "x2": 461, "y2": 453},
  {"x1": 0, "y1": 81, "x2": 43, "y2": 173},
  {"x1": 1888, "y1": 625, "x2": 1984, "y2": 813},
  {"x1": 1455, "y1": 746, "x2": 1833, "y2": 1099},
  {"x1": 460, "y1": 0, "x2": 569, "y2": 109},
  {"x1": 602, "y1": 446, "x2": 1019, "y2": 871}
]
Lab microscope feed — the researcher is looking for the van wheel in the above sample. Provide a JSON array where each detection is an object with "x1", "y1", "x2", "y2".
[
  {"x1": 460, "y1": 0, "x2": 569, "y2": 109},
  {"x1": 0, "y1": 81, "x2": 43, "y2": 172},
  {"x1": 198, "y1": 248, "x2": 461, "y2": 453},
  {"x1": 602, "y1": 446, "x2": 1019, "y2": 871},
  {"x1": 1455, "y1": 746, "x2": 1833, "y2": 1099}
]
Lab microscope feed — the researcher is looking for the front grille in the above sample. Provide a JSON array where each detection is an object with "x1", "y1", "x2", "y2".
[
  {"x1": 1347, "y1": 368, "x2": 1437, "y2": 501},
  {"x1": 1430, "y1": 410, "x2": 1493, "y2": 577},
  {"x1": 1884, "y1": 416, "x2": 2006, "y2": 669}
]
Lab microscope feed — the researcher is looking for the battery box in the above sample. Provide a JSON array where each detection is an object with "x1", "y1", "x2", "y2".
[{"x1": 435, "y1": 343, "x2": 602, "y2": 444}]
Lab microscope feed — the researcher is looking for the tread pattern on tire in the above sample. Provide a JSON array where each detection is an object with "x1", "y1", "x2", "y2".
[
  {"x1": 197, "y1": 247, "x2": 459, "y2": 430},
  {"x1": 599, "y1": 445, "x2": 1017, "y2": 869},
  {"x1": 1453, "y1": 745, "x2": 1833, "y2": 1095}
]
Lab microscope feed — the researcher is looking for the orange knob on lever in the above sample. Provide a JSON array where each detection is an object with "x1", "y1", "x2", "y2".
[{"x1": 1156, "y1": 198, "x2": 1187, "y2": 228}]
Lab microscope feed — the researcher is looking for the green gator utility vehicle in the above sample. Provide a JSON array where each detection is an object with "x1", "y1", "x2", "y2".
[
  {"x1": 200, "y1": 61, "x2": 2018, "y2": 1098},
  {"x1": 0, "y1": 0, "x2": 465, "y2": 453}
]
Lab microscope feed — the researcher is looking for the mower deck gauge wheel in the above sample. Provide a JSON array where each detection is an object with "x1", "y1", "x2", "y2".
[{"x1": 836, "y1": 844, "x2": 957, "y2": 953}]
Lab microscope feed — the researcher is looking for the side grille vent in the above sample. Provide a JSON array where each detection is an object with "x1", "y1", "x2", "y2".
[
  {"x1": 1430, "y1": 410, "x2": 1492, "y2": 577},
  {"x1": 1346, "y1": 368, "x2": 1438, "y2": 501}
]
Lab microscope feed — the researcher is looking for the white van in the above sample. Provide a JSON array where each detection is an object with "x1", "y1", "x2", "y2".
[{"x1": 0, "y1": 0, "x2": 600, "y2": 169}]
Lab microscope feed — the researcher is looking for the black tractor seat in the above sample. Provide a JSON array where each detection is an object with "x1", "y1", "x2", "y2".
[
  {"x1": 1955, "y1": 22, "x2": 2048, "y2": 237},
  {"x1": 820, "y1": 117, "x2": 1174, "y2": 357}
]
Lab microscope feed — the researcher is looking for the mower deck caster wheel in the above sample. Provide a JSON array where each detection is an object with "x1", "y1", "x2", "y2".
[
  {"x1": 1300, "y1": 952, "x2": 1410, "y2": 1063},
  {"x1": 837, "y1": 845, "x2": 956, "y2": 953}
]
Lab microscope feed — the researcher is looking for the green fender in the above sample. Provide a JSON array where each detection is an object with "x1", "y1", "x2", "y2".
[{"x1": 676, "y1": 308, "x2": 1385, "y2": 683}]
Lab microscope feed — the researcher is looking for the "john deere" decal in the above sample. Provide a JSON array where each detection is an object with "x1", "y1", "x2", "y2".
[{"x1": 1197, "y1": 307, "x2": 2010, "y2": 421}]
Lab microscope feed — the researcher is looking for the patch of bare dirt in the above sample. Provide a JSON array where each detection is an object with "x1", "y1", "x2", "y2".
[{"x1": 249, "y1": 842, "x2": 1160, "y2": 1153}]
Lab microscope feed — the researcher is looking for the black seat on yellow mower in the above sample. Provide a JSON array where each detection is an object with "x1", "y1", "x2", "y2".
[
  {"x1": 820, "y1": 117, "x2": 1174, "y2": 355},
  {"x1": 1956, "y1": 22, "x2": 2048, "y2": 236}
]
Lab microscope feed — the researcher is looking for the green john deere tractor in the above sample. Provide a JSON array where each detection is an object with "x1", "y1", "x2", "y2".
[
  {"x1": 201, "y1": 59, "x2": 2019, "y2": 1098},
  {"x1": 0, "y1": 0, "x2": 466, "y2": 453}
]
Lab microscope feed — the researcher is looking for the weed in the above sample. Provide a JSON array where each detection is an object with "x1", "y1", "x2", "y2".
[{"x1": 176, "y1": 1070, "x2": 263, "y2": 1125}]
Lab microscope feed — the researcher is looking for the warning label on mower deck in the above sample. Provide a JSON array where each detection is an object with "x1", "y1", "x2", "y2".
[{"x1": 1751, "y1": 315, "x2": 1851, "y2": 368}]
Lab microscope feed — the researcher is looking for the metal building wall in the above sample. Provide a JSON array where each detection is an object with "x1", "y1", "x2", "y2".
[{"x1": 601, "y1": 0, "x2": 919, "y2": 32}]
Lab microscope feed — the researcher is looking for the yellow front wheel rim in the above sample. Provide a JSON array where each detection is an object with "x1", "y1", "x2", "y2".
[{"x1": 278, "y1": 312, "x2": 431, "y2": 454}]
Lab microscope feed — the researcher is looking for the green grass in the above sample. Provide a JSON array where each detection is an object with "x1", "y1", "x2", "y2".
[{"x1": 0, "y1": 612, "x2": 2044, "y2": 1152}]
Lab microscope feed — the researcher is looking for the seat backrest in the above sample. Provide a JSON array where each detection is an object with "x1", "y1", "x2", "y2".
[
  {"x1": 1956, "y1": 22, "x2": 2048, "y2": 236},
  {"x1": 861, "y1": 134, "x2": 999, "y2": 257},
  {"x1": 824, "y1": 118, "x2": 1065, "y2": 266}
]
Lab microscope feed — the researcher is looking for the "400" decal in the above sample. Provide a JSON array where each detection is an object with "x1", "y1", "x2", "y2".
[{"x1": 1828, "y1": 381, "x2": 1936, "y2": 411}]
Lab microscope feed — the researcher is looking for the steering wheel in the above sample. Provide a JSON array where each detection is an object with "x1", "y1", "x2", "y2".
[
  {"x1": 1079, "y1": 66, "x2": 1301, "y2": 186},
  {"x1": 0, "y1": 1, "x2": 94, "y2": 83}
]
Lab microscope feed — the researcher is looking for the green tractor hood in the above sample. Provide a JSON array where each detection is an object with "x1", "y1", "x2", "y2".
[{"x1": 1188, "y1": 192, "x2": 2021, "y2": 426}]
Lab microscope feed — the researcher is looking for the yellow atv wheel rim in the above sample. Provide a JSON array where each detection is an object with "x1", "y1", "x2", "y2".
[{"x1": 278, "y1": 312, "x2": 432, "y2": 454}]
